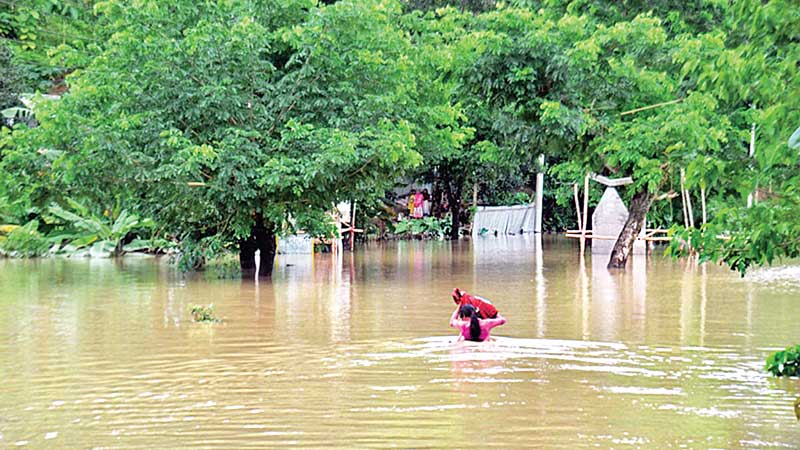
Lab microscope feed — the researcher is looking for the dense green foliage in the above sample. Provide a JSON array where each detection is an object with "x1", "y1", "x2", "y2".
[
  {"x1": 766, "y1": 345, "x2": 800, "y2": 377},
  {"x1": 0, "y1": 0, "x2": 797, "y2": 275},
  {"x1": 1, "y1": 0, "x2": 462, "y2": 270}
]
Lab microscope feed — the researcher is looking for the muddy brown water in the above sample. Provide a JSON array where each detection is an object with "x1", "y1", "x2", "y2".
[{"x1": 1, "y1": 236, "x2": 799, "y2": 448}]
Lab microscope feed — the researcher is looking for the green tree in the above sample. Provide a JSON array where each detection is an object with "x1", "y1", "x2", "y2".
[
  {"x1": 1, "y1": 0, "x2": 461, "y2": 275},
  {"x1": 667, "y1": 0, "x2": 800, "y2": 274}
]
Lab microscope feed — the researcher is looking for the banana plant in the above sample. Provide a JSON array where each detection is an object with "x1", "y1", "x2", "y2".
[
  {"x1": 47, "y1": 199, "x2": 155, "y2": 257},
  {"x1": 1, "y1": 107, "x2": 32, "y2": 120}
]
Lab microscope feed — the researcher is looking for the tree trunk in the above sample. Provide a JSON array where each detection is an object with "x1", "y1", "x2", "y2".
[
  {"x1": 607, "y1": 189, "x2": 653, "y2": 269},
  {"x1": 240, "y1": 238, "x2": 257, "y2": 277},
  {"x1": 446, "y1": 182, "x2": 462, "y2": 240},
  {"x1": 440, "y1": 167, "x2": 464, "y2": 240},
  {"x1": 450, "y1": 201, "x2": 461, "y2": 240},
  {"x1": 239, "y1": 213, "x2": 276, "y2": 278},
  {"x1": 431, "y1": 176, "x2": 442, "y2": 217}
]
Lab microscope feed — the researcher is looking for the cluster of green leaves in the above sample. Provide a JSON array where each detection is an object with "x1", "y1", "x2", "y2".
[
  {"x1": 0, "y1": 45, "x2": 25, "y2": 111},
  {"x1": 174, "y1": 235, "x2": 226, "y2": 272},
  {"x1": 0, "y1": 0, "x2": 101, "y2": 100},
  {"x1": 393, "y1": 216, "x2": 451, "y2": 239},
  {"x1": 0, "y1": 221, "x2": 50, "y2": 257},
  {"x1": 46, "y1": 198, "x2": 156, "y2": 256},
  {"x1": 493, "y1": 191, "x2": 533, "y2": 206},
  {"x1": 204, "y1": 252, "x2": 242, "y2": 280},
  {"x1": 766, "y1": 345, "x2": 800, "y2": 377},
  {"x1": 668, "y1": 191, "x2": 800, "y2": 276},
  {"x1": 190, "y1": 304, "x2": 221, "y2": 323}
]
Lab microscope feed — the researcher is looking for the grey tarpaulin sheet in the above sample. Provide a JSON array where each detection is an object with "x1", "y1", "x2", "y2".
[{"x1": 471, "y1": 204, "x2": 537, "y2": 236}]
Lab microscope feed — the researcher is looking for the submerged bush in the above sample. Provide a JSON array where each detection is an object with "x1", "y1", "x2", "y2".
[
  {"x1": 175, "y1": 236, "x2": 225, "y2": 272},
  {"x1": 393, "y1": 216, "x2": 451, "y2": 239},
  {"x1": 765, "y1": 345, "x2": 800, "y2": 377},
  {"x1": 205, "y1": 252, "x2": 241, "y2": 279},
  {"x1": 190, "y1": 304, "x2": 221, "y2": 323}
]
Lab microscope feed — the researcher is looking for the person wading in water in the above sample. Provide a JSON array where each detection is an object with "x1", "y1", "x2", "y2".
[{"x1": 450, "y1": 304, "x2": 506, "y2": 342}]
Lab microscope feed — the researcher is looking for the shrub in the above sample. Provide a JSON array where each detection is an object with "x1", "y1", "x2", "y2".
[
  {"x1": 0, "y1": 220, "x2": 51, "y2": 257},
  {"x1": 175, "y1": 236, "x2": 223, "y2": 271},
  {"x1": 392, "y1": 216, "x2": 451, "y2": 239},
  {"x1": 765, "y1": 345, "x2": 800, "y2": 377},
  {"x1": 205, "y1": 252, "x2": 241, "y2": 279}
]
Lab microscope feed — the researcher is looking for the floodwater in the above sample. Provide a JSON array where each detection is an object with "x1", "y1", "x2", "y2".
[{"x1": 1, "y1": 236, "x2": 799, "y2": 449}]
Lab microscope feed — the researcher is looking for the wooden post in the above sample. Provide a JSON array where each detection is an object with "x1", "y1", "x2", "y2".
[
  {"x1": 332, "y1": 214, "x2": 340, "y2": 256},
  {"x1": 573, "y1": 183, "x2": 583, "y2": 232},
  {"x1": 620, "y1": 98, "x2": 683, "y2": 116},
  {"x1": 581, "y1": 173, "x2": 589, "y2": 255},
  {"x1": 349, "y1": 200, "x2": 356, "y2": 251},
  {"x1": 534, "y1": 154, "x2": 544, "y2": 233}
]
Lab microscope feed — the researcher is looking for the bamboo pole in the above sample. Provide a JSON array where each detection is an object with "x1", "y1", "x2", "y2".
[
  {"x1": 581, "y1": 174, "x2": 589, "y2": 255},
  {"x1": 349, "y1": 200, "x2": 356, "y2": 251},
  {"x1": 566, "y1": 228, "x2": 669, "y2": 234},
  {"x1": 700, "y1": 186, "x2": 707, "y2": 225},
  {"x1": 620, "y1": 98, "x2": 683, "y2": 116},
  {"x1": 573, "y1": 184, "x2": 583, "y2": 232},
  {"x1": 680, "y1": 169, "x2": 689, "y2": 228},
  {"x1": 565, "y1": 232, "x2": 672, "y2": 242},
  {"x1": 747, "y1": 123, "x2": 756, "y2": 208},
  {"x1": 534, "y1": 154, "x2": 544, "y2": 234}
]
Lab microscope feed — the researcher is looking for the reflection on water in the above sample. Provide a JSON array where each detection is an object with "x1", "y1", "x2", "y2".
[{"x1": 1, "y1": 237, "x2": 799, "y2": 448}]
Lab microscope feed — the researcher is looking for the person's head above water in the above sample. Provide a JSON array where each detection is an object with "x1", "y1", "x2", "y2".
[
  {"x1": 458, "y1": 304, "x2": 481, "y2": 341},
  {"x1": 452, "y1": 288, "x2": 463, "y2": 304},
  {"x1": 458, "y1": 303, "x2": 477, "y2": 318}
]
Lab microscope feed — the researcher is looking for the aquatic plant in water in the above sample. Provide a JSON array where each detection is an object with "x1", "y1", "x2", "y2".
[
  {"x1": 190, "y1": 304, "x2": 220, "y2": 323},
  {"x1": 765, "y1": 345, "x2": 800, "y2": 377}
]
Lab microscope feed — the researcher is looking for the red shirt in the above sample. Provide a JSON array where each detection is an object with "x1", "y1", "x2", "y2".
[{"x1": 458, "y1": 293, "x2": 498, "y2": 319}]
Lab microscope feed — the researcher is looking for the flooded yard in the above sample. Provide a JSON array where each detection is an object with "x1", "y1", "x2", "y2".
[{"x1": 1, "y1": 236, "x2": 798, "y2": 448}]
